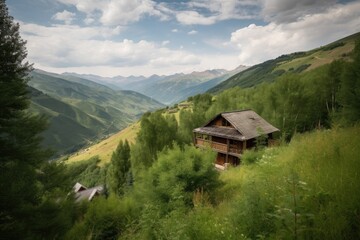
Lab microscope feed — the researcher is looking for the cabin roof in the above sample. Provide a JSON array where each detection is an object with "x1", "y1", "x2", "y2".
[
  {"x1": 193, "y1": 126, "x2": 244, "y2": 140},
  {"x1": 73, "y1": 184, "x2": 104, "y2": 202},
  {"x1": 73, "y1": 182, "x2": 87, "y2": 193},
  {"x1": 193, "y1": 110, "x2": 279, "y2": 140}
]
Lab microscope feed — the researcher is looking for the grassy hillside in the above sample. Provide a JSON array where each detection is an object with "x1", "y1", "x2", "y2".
[
  {"x1": 210, "y1": 125, "x2": 360, "y2": 239},
  {"x1": 64, "y1": 102, "x2": 190, "y2": 165},
  {"x1": 65, "y1": 122, "x2": 140, "y2": 165},
  {"x1": 209, "y1": 32, "x2": 359, "y2": 93},
  {"x1": 28, "y1": 70, "x2": 163, "y2": 156},
  {"x1": 65, "y1": 125, "x2": 360, "y2": 239}
]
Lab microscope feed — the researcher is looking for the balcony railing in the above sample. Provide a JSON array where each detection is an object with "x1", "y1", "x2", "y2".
[{"x1": 195, "y1": 138, "x2": 241, "y2": 155}]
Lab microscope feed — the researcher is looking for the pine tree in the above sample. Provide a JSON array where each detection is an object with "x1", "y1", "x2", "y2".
[
  {"x1": 0, "y1": 0, "x2": 51, "y2": 237},
  {"x1": 110, "y1": 140, "x2": 132, "y2": 196}
]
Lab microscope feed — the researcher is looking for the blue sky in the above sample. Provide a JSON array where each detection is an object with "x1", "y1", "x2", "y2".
[{"x1": 7, "y1": 0, "x2": 360, "y2": 77}]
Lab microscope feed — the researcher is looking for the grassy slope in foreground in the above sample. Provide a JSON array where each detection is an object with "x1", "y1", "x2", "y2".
[
  {"x1": 215, "y1": 125, "x2": 360, "y2": 239},
  {"x1": 65, "y1": 122, "x2": 140, "y2": 165}
]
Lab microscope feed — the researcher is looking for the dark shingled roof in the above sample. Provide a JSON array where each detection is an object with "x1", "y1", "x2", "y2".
[{"x1": 193, "y1": 110, "x2": 279, "y2": 140}]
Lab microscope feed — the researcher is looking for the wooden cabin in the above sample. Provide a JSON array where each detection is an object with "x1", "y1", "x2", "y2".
[{"x1": 193, "y1": 110, "x2": 279, "y2": 168}]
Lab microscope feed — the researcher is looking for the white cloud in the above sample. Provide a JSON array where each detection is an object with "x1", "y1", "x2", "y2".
[
  {"x1": 100, "y1": 0, "x2": 158, "y2": 25},
  {"x1": 162, "y1": 40, "x2": 170, "y2": 46},
  {"x1": 20, "y1": 22, "x2": 200, "y2": 71},
  {"x1": 188, "y1": 30, "x2": 198, "y2": 35},
  {"x1": 84, "y1": 17, "x2": 95, "y2": 25},
  {"x1": 52, "y1": 10, "x2": 76, "y2": 25},
  {"x1": 176, "y1": 0, "x2": 259, "y2": 25},
  {"x1": 56, "y1": 0, "x2": 106, "y2": 14},
  {"x1": 57, "y1": 0, "x2": 169, "y2": 26},
  {"x1": 176, "y1": 11, "x2": 217, "y2": 25},
  {"x1": 171, "y1": 28, "x2": 178, "y2": 33},
  {"x1": 230, "y1": 2, "x2": 360, "y2": 65},
  {"x1": 261, "y1": 0, "x2": 337, "y2": 23}
]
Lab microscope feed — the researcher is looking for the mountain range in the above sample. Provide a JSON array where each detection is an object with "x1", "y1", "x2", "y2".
[
  {"x1": 28, "y1": 70, "x2": 164, "y2": 156},
  {"x1": 63, "y1": 65, "x2": 247, "y2": 105},
  {"x1": 28, "y1": 65, "x2": 246, "y2": 156}
]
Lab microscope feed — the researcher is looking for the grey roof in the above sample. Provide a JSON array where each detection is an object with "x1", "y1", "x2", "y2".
[
  {"x1": 73, "y1": 182, "x2": 87, "y2": 193},
  {"x1": 194, "y1": 110, "x2": 279, "y2": 140},
  {"x1": 74, "y1": 185, "x2": 104, "y2": 202},
  {"x1": 193, "y1": 127, "x2": 244, "y2": 140}
]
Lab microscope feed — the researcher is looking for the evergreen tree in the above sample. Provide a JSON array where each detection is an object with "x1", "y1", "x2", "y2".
[
  {"x1": 339, "y1": 40, "x2": 360, "y2": 124},
  {"x1": 110, "y1": 140, "x2": 132, "y2": 195},
  {"x1": 0, "y1": 1, "x2": 51, "y2": 237}
]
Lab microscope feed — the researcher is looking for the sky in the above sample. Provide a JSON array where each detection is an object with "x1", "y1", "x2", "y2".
[{"x1": 7, "y1": 0, "x2": 360, "y2": 77}]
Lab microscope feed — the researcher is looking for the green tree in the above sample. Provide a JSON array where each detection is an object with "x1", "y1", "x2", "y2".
[
  {"x1": 143, "y1": 145, "x2": 220, "y2": 213},
  {"x1": 131, "y1": 111, "x2": 179, "y2": 176},
  {"x1": 0, "y1": 1, "x2": 52, "y2": 237},
  {"x1": 339, "y1": 40, "x2": 360, "y2": 124},
  {"x1": 109, "y1": 140, "x2": 132, "y2": 196}
]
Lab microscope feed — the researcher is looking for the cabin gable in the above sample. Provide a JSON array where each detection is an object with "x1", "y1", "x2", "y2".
[{"x1": 208, "y1": 115, "x2": 234, "y2": 128}]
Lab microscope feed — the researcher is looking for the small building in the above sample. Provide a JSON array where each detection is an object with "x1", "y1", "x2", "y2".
[
  {"x1": 193, "y1": 110, "x2": 279, "y2": 169},
  {"x1": 73, "y1": 182, "x2": 104, "y2": 202}
]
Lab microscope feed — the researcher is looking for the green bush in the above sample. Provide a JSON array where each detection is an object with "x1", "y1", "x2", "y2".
[{"x1": 241, "y1": 149, "x2": 264, "y2": 165}]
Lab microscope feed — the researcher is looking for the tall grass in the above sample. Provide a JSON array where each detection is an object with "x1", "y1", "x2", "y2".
[{"x1": 217, "y1": 126, "x2": 360, "y2": 239}]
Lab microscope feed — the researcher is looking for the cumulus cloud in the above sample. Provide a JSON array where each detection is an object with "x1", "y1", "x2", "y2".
[
  {"x1": 100, "y1": 0, "x2": 161, "y2": 25},
  {"x1": 261, "y1": 0, "x2": 337, "y2": 23},
  {"x1": 57, "y1": 0, "x2": 169, "y2": 26},
  {"x1": 230, "y1": 1, "x2": 360, "y2": 65},
  {"x1": 56, "y1": 0, "x2": 106, "y2": 14},
  {"x1": 171, "y1": 28, "x2": 178, "y2": 33},
  {"x1": 176, "y1": 0, "x2": 260, "y2": 25},
  {"x1": 176, "y1": 11, "x2": 217, "y2": 25},
  {"x1": 52, "y1": 10, "x2": 76, "y2": 25},
  {"x1": 57, "y1": 0, "x2": 259, "y2": 26},
  {"x1": 161, "y1": 40, "x2": 170, "y2": 46},
  {"x1": 20, "y1": 22, "x2": 200, "y2": 69},
  {"x1": 187, "y1": 30, "x2": 198, "y2": 35}
]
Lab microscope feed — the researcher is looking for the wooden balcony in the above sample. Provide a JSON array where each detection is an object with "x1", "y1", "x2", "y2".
[{"x1": 195, "y1": 138, "x2": 241, "y2": 156}]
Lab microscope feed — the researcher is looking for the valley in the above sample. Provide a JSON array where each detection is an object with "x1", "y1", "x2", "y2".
[
  {"x1": 3, "y1": 1, "x2": 360, "y2": 239},
  {"x1": 28, "y1": 70, "x2": 164, "y2": 156}
]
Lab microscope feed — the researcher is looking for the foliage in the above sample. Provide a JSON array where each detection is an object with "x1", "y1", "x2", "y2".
[
  {"x1": 339, "y1": 40, "x2": 360, "y2": 124},
  {"x1": 61, "y1": 40, "x2": 360, "y2": 240},
  {"x1": 241, "y1": 148, "x2": 264, "y2": 165},
  {"x1": 203, "y1": 127, "x2": 359, "y2": 239},
  {"x1": 178, "y1": 93, "x2": 213, "y2": 143},
  {"x1": 109, "y1": 140, "x2": 132, "y2": 196},
  {"x1": 65, "y1": 196, "x2": 139, "y2": 240},
  {"x1": 0, "y1": 1, "x2": 56, "y2": 238},
  {"x1": 143, "y1": 145, "x2": 219, "y2": 210},
  {"x1": 0, "y1": 2, "x2": 80, "y2": 238},
  {"x1": 65, "y1": 156, "x2": 108, "y2": 188},
  {"x1": 131, "y1": 111, "x2": 178, "y2": 177}
]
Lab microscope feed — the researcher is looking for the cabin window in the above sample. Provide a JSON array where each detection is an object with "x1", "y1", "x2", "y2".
[
  {"x1": 222, "y1": 118, "x2": 230, "y2": 127},
  {"x1": 203, "y1": 135, "x2": 210, "y2": 140}
]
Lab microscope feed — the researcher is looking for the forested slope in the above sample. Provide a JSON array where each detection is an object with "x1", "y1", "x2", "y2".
[
  {"x1": 59, "y1": 39, "x2": 360, "y2": 240},
  {"x1": 209, "y1": 32, "x2": 359, "y2": 93},
  {"x1": 28, "y1": 70, "x2": 163, "y2": 155}
]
